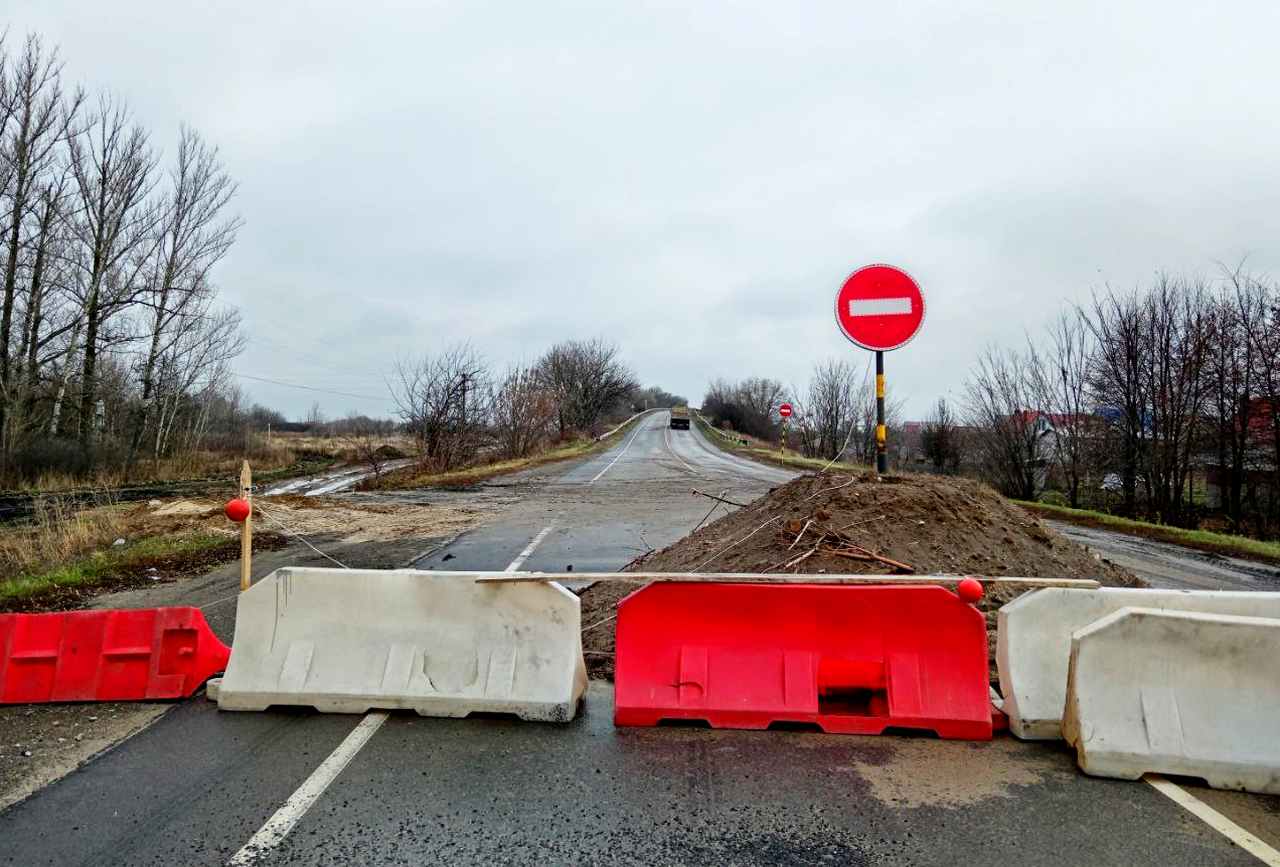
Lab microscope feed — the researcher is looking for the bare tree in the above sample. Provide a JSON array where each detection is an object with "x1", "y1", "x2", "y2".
[
  {"x1": 1083, "y1": 286, "x2": 1149, "y2": 515},
  {"x1": 67, "y1": 93, "x2": 159, "y2": 457},
  {"x1": 1201, "y1": 265, "x2": 1258, "y2": 531},
  {"x1": 964, "y1": 344, "x2": 1049, "y2": 499},
  {"x1": 339, "y1": 414, "x2": 393, "y2": 481},
  {"x1": 389, "y1": 344, "x2": 490, "y2": 471},
  {"x1": 491, "y1": 363, "x2": 557, "y2": 459},
  {"x1": 701, "y1": 376, "x2": 784, "y2": 441},
  {"x1": 535, "y1": 339, "x2": 637, "y2": 437},
  {"x1": 1236, "y1": 271, "x2": 1280, "y2": 533},
  {"x1": 1032, "y1": 310, "x2": 1096, "y2": 507},
  {"x1": 150, "y1": 305, "x2": 245, "y2": 460},
  {"x1": 0, "y1": 35, "x2": 80, "y2": 462},
  {"x1": 798, "y1": 359, "x2": 858, "y2": 461},
  {"x1": 1136, "y1": 276, "x2": 1211, "y2": 525},
  {"x1": 123, "y1": 126, "x2": 241, "y2": 475},
  {"x1": 921, "y1": 397, "x2": 964, "y2": 473}
]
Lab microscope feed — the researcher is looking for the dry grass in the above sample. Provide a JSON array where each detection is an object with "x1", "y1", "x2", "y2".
[
  {"x1": 13, "y1": 448, "x2": 303, "y2": 493},
  {"x1": 1018, "y1": 501, "x2": 1280, "y2": 566},
  {"x1": 360, "y1": 421, "x2": 644, "y2": 491},
  {"x1": 0, "y1": 496, "x2": 132, "y2": 579}
]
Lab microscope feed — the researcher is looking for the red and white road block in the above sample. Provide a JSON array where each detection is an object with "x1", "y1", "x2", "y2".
[
  {"x1": 1063, "y1": 607, "x2": 1280, "y2": 795},
  {"x1": 997, "y1": 587, "x2": 1280, "y2": 740},
  {"x1": 0, "y1": 608, "x2": 229, "y2": 704},
  {"x1": 614, "y1": 581, "x2": 994, "y2": 739},
  {"x1": 213, "y1": 567, "x2": 587, "y2": 722}
]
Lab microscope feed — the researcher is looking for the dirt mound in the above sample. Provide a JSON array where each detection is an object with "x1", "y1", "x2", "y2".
[{"x1": 580, "y1": 471, "x2": 1141, "y2": 680}]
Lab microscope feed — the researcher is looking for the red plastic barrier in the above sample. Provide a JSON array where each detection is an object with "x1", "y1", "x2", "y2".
[
  {"x1": 614, "y1": 583, "x2": 992, "y2": 739},
  {"x1": 0, "y1": 607, "x2": 229, "y2": 704}
]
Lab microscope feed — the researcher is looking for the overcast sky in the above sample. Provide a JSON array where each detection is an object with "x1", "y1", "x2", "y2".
[{"x1": 8, "y1": 2, "x2": 1280, "y2": 420}]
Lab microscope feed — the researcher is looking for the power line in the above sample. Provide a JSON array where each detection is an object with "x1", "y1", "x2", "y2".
[{"x1": 232, "y1": 372, "x2": 389, "y2": 402}]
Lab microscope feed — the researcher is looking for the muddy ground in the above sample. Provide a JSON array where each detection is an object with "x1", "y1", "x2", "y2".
[
  {"x1": 0, "y1": 493, "x2": 497, "y2": 810},
  {"x1": 580, "y1": 471, "x2": 1141, "y2": 680}
]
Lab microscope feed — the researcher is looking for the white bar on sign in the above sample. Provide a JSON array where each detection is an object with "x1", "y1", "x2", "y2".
[{"x1": 849, "y1": 297, "x2": 912, "y2": 317}]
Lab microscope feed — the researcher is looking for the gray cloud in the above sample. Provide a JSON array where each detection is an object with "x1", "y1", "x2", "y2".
[{"x1": 9, "y1": 0, "x2": 1278, "y2": 419}]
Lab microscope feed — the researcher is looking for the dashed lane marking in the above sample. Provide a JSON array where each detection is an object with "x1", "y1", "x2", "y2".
[
  {"x1": 1145, "y1": 775, "x2": 1280, "y2": 866},
  {"x1": 663, "y1": 424, "x2": 701, "y2": 477},
  {"x1": 590, "y1": 412, "x2": 655, "y2": 483},
  {"x1": 224, "y1": 528, "x2": 556, "y2": 865},
  {"x1": 227, "y1": 712, "x2": 389, "y2": 865},
  {"x1": 505, "y1": 524, "x2": 555, "y2": 571}
]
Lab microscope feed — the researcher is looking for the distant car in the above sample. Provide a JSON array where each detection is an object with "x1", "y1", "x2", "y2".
[{"x1": 669, "y1": 406, "x2": 690, "y2": 430}]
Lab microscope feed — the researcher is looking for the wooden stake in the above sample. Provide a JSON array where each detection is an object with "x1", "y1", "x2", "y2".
[{"x1": 240, "y1": 460, "x2": 253, "y2": 592}]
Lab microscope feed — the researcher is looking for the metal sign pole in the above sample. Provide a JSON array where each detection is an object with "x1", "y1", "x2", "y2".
[{"x1": 875, "y1": 351, "x2": 887, "y2": 474}]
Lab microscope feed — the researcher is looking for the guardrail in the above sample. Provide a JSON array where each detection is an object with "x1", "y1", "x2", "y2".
[
  {"x1": 594, "y1": 408, "x2": 660, "y2": 442},
  {"x1": 694, "y1": 412, "x2": 749, "y2": 446}
]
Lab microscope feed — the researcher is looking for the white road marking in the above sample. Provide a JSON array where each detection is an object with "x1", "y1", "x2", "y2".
[
  {"x1": 225, "y1": 524, "x2": 557, "y2": 865},
  {"x1": 227, "y1": 712, "x2": 389, "y2": 865},
  {"x1": 505, "y1": 525, "x2": 555, "y2": 572},
  {"x1": 663, "y1": 424, "x2": 700, "y2": 476},
  {"x1": 589, "y1": 413, "x2": 654, "y2": 483},
  {"x1": 1145, "y1": 775, "x2": 1280, "y2": 866},
  {"x1": 848, "y1": 297, "x2": 912, "y2": 316}
]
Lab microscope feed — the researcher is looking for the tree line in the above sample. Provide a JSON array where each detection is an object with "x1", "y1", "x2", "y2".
[
  {"x1": 701, "y1": 361, "x2": 903, "y2": 464},
  {"x1": 389, "y1": 338, "x2": 683, "y2": 472},
  {"x1": 0, "y1": 33, "x2": 248, "y2": 485},
  {"x1": 960, "y1": 267, "x2": 1280, "y2": 536}
]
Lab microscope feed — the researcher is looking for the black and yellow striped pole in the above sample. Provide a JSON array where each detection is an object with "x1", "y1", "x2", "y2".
[{"x1": 875, "y1": 350, "x2": 887, "y2": 474}]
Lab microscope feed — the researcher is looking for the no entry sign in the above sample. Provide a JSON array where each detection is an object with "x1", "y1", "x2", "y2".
[
  {"x1": 834, "y1": 264, "x2": 925, "y2": 352},
  {"x1": 779, "y1": 403, "x2": 793, "y2": 418}
]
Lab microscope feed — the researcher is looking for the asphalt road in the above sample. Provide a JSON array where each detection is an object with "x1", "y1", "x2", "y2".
[
  {"x1": 1045, "y1": 520, "x2": 1280, "y2": 591},
  {"x1": 2, "y1": 413, "x2": 1278, "y2": 866}
]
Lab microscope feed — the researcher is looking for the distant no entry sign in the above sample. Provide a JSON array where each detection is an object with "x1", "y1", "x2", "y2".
[
  {"x1": 779, "y1": 403, "x2": 793, "y2": 418},
  {"x1": 835, "y1": 264, "x2": 925, "y2": 352}
]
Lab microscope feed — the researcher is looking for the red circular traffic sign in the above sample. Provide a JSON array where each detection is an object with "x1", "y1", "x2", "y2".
[
  {"x1": 779, "y1": 403, "x2": 793, "y2": 418},
  {"x1": 835, "y1": 264, "x2": 926, "y2": 352}
]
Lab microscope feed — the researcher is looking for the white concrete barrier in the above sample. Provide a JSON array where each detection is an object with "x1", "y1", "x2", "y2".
[
  {"x1": 997, "y1": 587, "x2": 1280, "y2": 739},
  {"x1": 216, "y1": 568, "x2": 587, "y2": 722},
  {"x1": 1062, "y1": 607, "x2": 1280, "y2": 794}
]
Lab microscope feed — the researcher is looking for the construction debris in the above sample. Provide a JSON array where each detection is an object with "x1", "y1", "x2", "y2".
[{"x1": 580, "y1": 471, "x2": 1142, "y2": 680}]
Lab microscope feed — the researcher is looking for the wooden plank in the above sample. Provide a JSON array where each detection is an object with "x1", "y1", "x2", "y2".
[{"x1": 470, "y1": 571, "x2": 1101, "y2": 588}]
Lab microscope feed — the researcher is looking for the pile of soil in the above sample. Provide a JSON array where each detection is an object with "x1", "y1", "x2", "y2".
[{"x1": 579, "y1": 471, "x2": 1141, "y2": 680}]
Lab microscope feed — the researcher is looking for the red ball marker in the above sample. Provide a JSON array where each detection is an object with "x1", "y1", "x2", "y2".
[
  {"x1": 225, "y1": 498, "x2": 251, "y2": 523},
  {"x1": 956, "y1": 577, "x2": 984, "y2": 604}
]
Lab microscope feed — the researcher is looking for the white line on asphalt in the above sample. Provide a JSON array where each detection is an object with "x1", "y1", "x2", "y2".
[
  {"x1": 590, "y1": 413, "x2": 653, "y2": 483},
  {"x1": 1145, "y1": 775, "x2": 1280, "y2": 866},
  {"x1": 663, "y1": 424, "x2": 700, "y2": 477},
  {"x1": 227, "y1": 712, "x2": 389, "y2": 866},
  {"x1": 225, "y1": 525, "x2": 557, "y2": 865},
  {"x1": 505, "y1": 525, "x2": 555, "y2": 572}
]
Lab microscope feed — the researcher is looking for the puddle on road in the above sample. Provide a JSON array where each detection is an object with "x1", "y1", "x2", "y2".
[{"x1": 846, "y1": 737, "x2": 1072, "y2": 808}]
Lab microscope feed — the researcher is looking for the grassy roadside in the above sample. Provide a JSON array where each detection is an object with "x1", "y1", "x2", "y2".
[
  {"x1": 0, "y1": 530, "x2": 287, "y2": 612},
  {"x1": 1018, "y1": 500, "x2": 1280, "y2": 566},
  {"x1": 360, "y1": 411, "x2": 654, "y2": 491},
  {"x1": 692, "y1": 413, "x2": 873, "y2": 475}
]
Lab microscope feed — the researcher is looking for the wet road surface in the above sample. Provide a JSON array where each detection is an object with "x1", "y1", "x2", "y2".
[
  {"x1": 1045, "y1": 520, "x2": 1280, "y2": 591},
  {"x1": 2, "y1": 413, "x2": 1278, "y2": 865}
]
